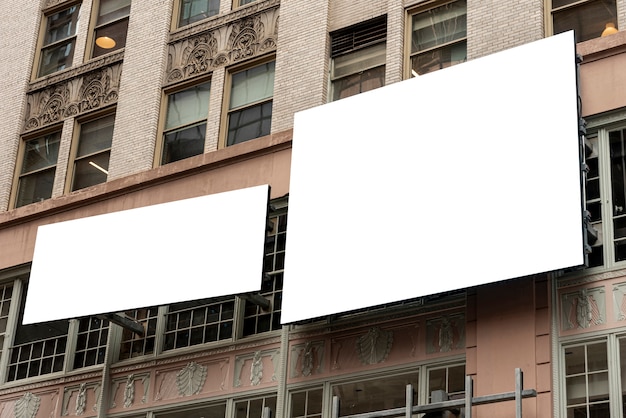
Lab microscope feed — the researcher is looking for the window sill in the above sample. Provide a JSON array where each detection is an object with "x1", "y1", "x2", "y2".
[{"x1": 577, "y1": 30, "x2": 626, "y2": 63}]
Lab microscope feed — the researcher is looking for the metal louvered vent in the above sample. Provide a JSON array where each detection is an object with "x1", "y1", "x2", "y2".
[{"x1": 330, "y1": 15, "x2": 387, "y2": 58}]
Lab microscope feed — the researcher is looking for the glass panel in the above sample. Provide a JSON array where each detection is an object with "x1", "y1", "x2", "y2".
[
  {"x1": 553, "y1": 0, "x2": 617, "y2": 43},
  {"x1": 566, "y1": 375, "x2": 587, "y2": 405},
  {"x1": 165, "y1": 82, "x2": 212, "y2": 130},
  {"x1": 77, "y1": 115, "x2": 115, "y2": 157},
  {"x1": 332, "y1": 66, "x2": 385, "y2": 101},
  {"x1": 72, "y1": 151, "x2": 110, "y2": 190},
  {"x1": 566, "y1": 345, "x2": 586, "y2": 375},
  {"x1": 227, "y1": 101, "x2": 272, "y2": 146},
  {"x1": 332, "y1": 43, "x2": 386, "y2": 79},
  {"x1": 588, "y1": 372, "x2": 609, "y2": 402},
  {"x1": 17, "y1": 168, "x2": 56, "y2": 208},
  {"x1": 21, "y1": 133, "x2": 61, "y2": 174},
  {"x1": 587, "y1": 342, "x2": 608, "y2": 371},
  {"x1": 162, "y1": 122, "x2": 206, "y2": 164},
  {"x1": 44, "y1": 5, "x2": 80, "y2": 45},
  {"x1": 97, "y1": 0, "x2": 131, "y2": 25},
  {"x1": 179, "y1": 0, "x2": 220, "y2": 26},
  {"x1": 239, "y1": 0, "x2": 257, "y2": 5},
  {"x1": 230, "y1": 62, "x2": 275, "y2": 110},
  {"x1": 411, "y1": 0, "x2": 467, "y2": 53},
  {"x1": 93, "y1": 18, "x2": 129, "y2": 57},
  {"x1": 411, "y1": 40, "x2": 466, "y2": 76},
  {"x1": 154, "y1": 403, "x2": 226, "y2": 418},
  {"x1": 332, "y1": 374, "x2": 418, "y2": 416},
  {"x1": 39, "y1": 40, "x2": 75, "y2": 76}
]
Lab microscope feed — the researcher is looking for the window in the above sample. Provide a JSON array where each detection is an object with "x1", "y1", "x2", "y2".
[
  {"x1": 73, "y1": 317, "x2": 109, "y2": 368},
  {"x1": 234, "y1": 395, "x2": 277, "y2": 418},
  {"x1": 409, "y1": 0, "x2": 466, "y2": 77},
  {"x1": 290, "y1": 388, "x2": 323, "y2": 418},
  {"x1": 154, "y1": 403, "x2": 226, "y2": 418},
  {"x1": 118, "y1": 307, "x2": 158, "y2": 360},
  {"x1": 71, "y1": 114, "x2": 114, "y2": 191},
  {"x1": 91, "y1": 0, "x2": 131, "y2": 58},
  {"x1": 235, "y1": 0, "x2": 258, "y2": 7},
  {"x1": 15, "y1": 132, "x2": 61, "y2": 208},
  {"x1": 162, "y1": 81, "x2": 211, "y2": 164},
  {"x1": 582, "y1": 123, "x2": 626, "y2": 269},
  {"x1": 177, "y1": 0, "x2": 219, "y2": 27},
  {"x1": 163, "y1": 296, "x2": 234, "y2": 351},
  {"x1": 37, "y1": 4, "x2": 81, "y2": 77},
  {"x1": 330, "y1": 17, "x2": 386, "y2": 101},
  {"x1": 551, "y1": 0, "x2": 617, "y2": 43},
  {"x1": 226, "y1": 61, "x2": 275, "y2": 146},
  {"x1": 242, "y1": 206, "x2": 286, "y2": 336}
]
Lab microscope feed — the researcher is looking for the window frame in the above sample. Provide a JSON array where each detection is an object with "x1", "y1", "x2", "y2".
[
  {"x1": 87, "y1": 0, "x2": 131, "y2": 59},
  {"x1": 233, "y1": 0, "x2": 259, "y2": 9},
  {"x1": 406, "y1": 0, "x2": 467, "y2": 78},
  {"x1": 157, "y1": 77, "x2": 212, "y2": 166},
  {"x1": 172, "y1": 0, "x2": 221, "y2": 29},
  {"x1": 34, "y1": 2, "x2": 82, "y2": 79},
  {"x1": 549, "y1": 0, "x2": 618, "y2": 44},
  {"x1": 66, "y1": 110, "x2": 115, "y2": 193},
  {"x1": 222, "y1": 57, "x2": 276, "y2": 148},
  {"x1": 12, "y1": 128, "x2": 63, "y2": 209}
]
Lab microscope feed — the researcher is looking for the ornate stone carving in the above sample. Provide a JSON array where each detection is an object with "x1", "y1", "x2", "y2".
[
  {"x1": 426, "y1": 314, "x2": 465, "y2": 354},
  {"x1": 15, "y1": 392, "x2": 40, "y2": 418},
  {"x1": 250, "y1": 351, "x2": 263, "y2": 386},
  {"x1": 176, "y1": 361, "x2": 208, "y2": 396},
  {"x1": 290, "y1": 340, "x2": 324, "y2": 378},
  {"x1": 356, "y1": 327, "x2": 393, "y2": 365},
  {"x1": 24, "y1": 63, "x2": 122, "y2": 133},
  {"x1": 165, "y1": 7, "x2": 279, "y2": 85},
  {"x1": 562, "y1": 287, "x2": 605, "y2": 330},
  {"x1": 614, "y1": 282, "x2": 626, "y2": 321},
  {"x1": 76, "y1": 383, "x2": 87, "y2": 415},
  {"x1": 123, "y1": 374, "x2": 135, "y2": 408}
]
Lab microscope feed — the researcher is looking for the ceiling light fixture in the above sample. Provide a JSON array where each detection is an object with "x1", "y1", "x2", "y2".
[
  {"x1": 601, "y1": 22, "x2": 618, "y2": 37},
  {"x1": 89, "y1": 161, "x2": 109, "y2": 175},
  {"x1": 96, "y1": 36, "x2": 116, "y2": 49}
]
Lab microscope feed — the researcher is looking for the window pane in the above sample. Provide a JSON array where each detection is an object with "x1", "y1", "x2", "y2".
[
  {"x1": 77, "y1": 115, "x2": 115, "y2": 157},
  {"x1": 411, "y1": 40, "x2": 466, "y2": 76},
  {"x1": 411, "y1": 0, "x2": 467, "y2": 53},
  {"x1": 332, "y1": 374, "x2": 418, "y2": 416},
  {"x1": 162, "y1": 122, "x2": 206, "y2": 164},
  {"x1": 553, "y1": 0, "x2": 617, "y2": 43},
  {"x1": 21, "y1": 133, "x2": 61, "y2": 173},
  {"x1": 72, "y1": 151, "x2": 110, "y2": 190},
  {"x1": 230, "y1": 62, "x2": 275, "y2": 110},
  {"x1": 93, "y1": 18, "x2": 129, "y2": 57},
  {"x1": 179, "y1": 0, "x2": 220, "y2": 26},
  {"x1": 39, "y1": 40, "x2": 75, "y2": 76},
  {"x1": 97, "y1": 0, "x2": 131, "y2": 25},
  {"x1": 165, "y1": 82, "x2": 212, "y2": 130},
  {"x1": 154, "y1": 403, "x2": 226, "y2": 418},
  {"x1": 227, "y1": 101, "x2": 272, "y2": 146},
  {"x1": 44, "y1": 5, "x2": 80, "y2": 45},
  {"x1": 332, "y1": 43, "x2": 386, "y2": 79},
  {"x1": 332, "y1": 66, "x2": 385, "y2": 101}
]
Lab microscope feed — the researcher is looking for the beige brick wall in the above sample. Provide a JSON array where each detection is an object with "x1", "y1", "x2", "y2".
[
  {"x1": 272, "y1": 0, "x2": 331, "y2": 132},
  {"x1": 0, "y1": 0, "x2": 43, "y2": 210},
  {"x1": 467, "y1": 0, "x2": 544, "y2": 60},
  {"x1": 107, "y1": 0, "x2": 173, "y2": 180},
  {"x1": 329, "y1": 0, "x2": 388, "y2": 32}
]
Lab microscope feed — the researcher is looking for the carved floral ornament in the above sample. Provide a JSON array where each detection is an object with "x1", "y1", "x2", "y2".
[
  {"x1": 165, "y1": 7, "x2": 279, "y2": 85},
  {"x1": 24, "y1": 63, "x2": 122, "y2": 133}
]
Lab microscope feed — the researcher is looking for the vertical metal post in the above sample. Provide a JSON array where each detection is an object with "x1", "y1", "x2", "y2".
[
  {"x1": 332, "y1": 395, "x2": 340, "y2": 418},
  {"x1": 405, "y1": 384, "x2": 413, "y2": 418},
  {"x1": 465, "y1": 375, "x2": 473, "y2": 418},
  {"x1": 515, "y1": 368, "x2": 523, "y2": 418},
  {"x1": 262, "y1": 406, "x2": 272, "y2": 418}
]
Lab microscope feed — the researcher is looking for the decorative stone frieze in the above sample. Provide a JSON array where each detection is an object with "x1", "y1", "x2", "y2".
[
  {"x1": 356, "y1": 327, "x2": 393, "y2": 365},
  {"x1": 290, "y1": 340, "x2": 324, "y2": 378},
  {"x1": 233, "y1": 348, "x2": 279, "y2": 387},
  {"x1": 165, "y1": 6, "x2": 279, "y2": 86},
  {"x1": 24, "y1": 63, "x2": 122, "y2": 133},
  {"x1": 561, "y1": 287, "x2": 606, "y2": 330},
  {"x1": 15, "y1": 392, "x2": 40, "y2": 418},
  {"x1": 426, "y1": 314, "x2": 465, "y2": 354},
  {"x1": 176, "y1": 361, "x2": 208, "y2": 396},
  {"x1": 62, "y1": 382, "x2": 100, "y2": 416}
]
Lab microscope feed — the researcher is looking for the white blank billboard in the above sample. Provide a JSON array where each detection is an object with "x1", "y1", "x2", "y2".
[
  {"x1": 24, "y1": 185, "x2": 270, "y2": 324},
  {"x1": 282, "y1": 32, "x2": 583, "y2": 324}
]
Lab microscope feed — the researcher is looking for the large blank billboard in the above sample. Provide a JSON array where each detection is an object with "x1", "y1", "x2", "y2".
[
  {"x1": 282, "y1": 32, "x2": 583, "y2": 324},
  {"x1": 24, "y1": 185, "x2": 270, "y2": 324}
]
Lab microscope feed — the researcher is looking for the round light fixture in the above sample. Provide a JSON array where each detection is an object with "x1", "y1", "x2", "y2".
[
  {"x1": 96, "y1": 36, "x2": 116, "y2": 49},
  {"x1": 602, "y1": 22, "x2": 618, "y2": 37}
]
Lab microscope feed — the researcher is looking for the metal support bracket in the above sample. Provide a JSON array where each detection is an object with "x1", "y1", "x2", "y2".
[{"x1": 98, "y1": 313, "x2": 144, "y2": 336}]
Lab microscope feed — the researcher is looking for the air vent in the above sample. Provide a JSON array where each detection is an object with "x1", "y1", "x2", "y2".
[{"x1": 330, "y1": 15, "x2": 387, "y2": 58}]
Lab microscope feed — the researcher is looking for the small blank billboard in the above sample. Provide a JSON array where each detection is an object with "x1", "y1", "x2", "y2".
[
  {"x1": 24, "y1": 184, "x2": 270, "y2": 324},
  {"x1": 282, "y1": 32, "x2": 583, "y2": 324}
]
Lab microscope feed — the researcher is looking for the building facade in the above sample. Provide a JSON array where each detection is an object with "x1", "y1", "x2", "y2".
[{"x1": 0, "y1": 0, "x2": 626, "y2": 417}]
